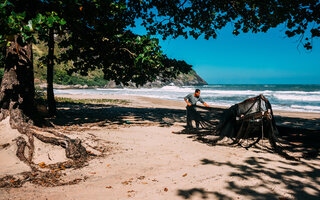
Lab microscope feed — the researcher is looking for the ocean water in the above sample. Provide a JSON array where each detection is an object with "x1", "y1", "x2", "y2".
[{"x1": 54, "y1": 84, "x2": 320, "y2": 113}]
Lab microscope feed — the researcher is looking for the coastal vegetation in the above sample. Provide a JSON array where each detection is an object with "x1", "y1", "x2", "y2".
[
  {"x1": 55, "y1": 97, "x2": 129, "y2": 105},
  {"x1": 32, "y1": 39, "x2": 195, "y2": 88}
]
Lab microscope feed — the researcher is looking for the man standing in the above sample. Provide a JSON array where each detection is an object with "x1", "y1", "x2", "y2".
[{"x1": 184, "y1": 89, "x2": 210, "y2": 129}]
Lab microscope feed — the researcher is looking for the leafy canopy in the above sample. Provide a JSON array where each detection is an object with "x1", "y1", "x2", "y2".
[
  {"x1": 0, "y1": 0, "x2": 191, "y2": 86},
  {"x1": 131, "y1": 0, "x2": 320, "y2": 49}
]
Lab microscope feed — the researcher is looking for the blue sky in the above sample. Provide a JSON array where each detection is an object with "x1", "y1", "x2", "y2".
[{"x1": 132, "y1": 23, "x2": 320, "y2": 84}]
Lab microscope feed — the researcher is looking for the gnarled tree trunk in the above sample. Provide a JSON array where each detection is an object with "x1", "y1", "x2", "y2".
[{"x1": 0, "y1": 35, "x2": 36, "y2": 125}]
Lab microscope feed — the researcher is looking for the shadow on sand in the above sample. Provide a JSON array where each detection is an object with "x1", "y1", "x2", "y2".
[
  {"x1": 51, "y1": 101, "x2": 187, "y2": 127},
  {"x1": 50, "y1": 101, "x2": 225, "y2": 128},
  {"x1": 177, "y1": 155, "x2": 320, "y2": 200},
  {"x1": 173, "y1": 110, "x2": 320, "y2": 199}
]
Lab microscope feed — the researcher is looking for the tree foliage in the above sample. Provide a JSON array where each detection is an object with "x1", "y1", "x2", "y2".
[
  {"x1": 0, "y1": 0, "x2": 193, "y2": 88},
  {"x1": 130, "y1": 0, "x2": 320, "y2": 49}
]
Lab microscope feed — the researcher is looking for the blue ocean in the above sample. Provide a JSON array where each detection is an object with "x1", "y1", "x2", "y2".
[{"x1": 55, "y1": 84, "x2": 320, "y2": 113}]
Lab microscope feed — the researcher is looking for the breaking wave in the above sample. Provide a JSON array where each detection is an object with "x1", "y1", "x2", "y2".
[{"x1": 55, "y1": 84, "x2": 320, "y2": 113}]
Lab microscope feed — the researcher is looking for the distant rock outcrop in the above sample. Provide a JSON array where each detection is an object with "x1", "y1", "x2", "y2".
[{"x1": 105, "y1": 69, "x2": 207, "y2": 88}]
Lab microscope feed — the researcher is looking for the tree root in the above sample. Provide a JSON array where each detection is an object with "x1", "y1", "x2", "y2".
[
  {"x1": 32, "y1": 130, "x2": 88, "y2": 160},
  {"x1": 1, "y1": 125, "x2": 91, "y2": 188},
  {"x1": 0, "y1": 106, "x2": 90, "y2": 188},
  {"x1": 0, "y1": 168, "x2": 88, "y2": 188},
  {"x1": 15, "y1": 136, "x2": 30, "y2": 164}
]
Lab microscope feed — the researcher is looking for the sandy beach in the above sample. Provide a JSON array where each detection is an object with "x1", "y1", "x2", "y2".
[{"x1": 1, "y1": 94, "x2": 320, "y2": 200}]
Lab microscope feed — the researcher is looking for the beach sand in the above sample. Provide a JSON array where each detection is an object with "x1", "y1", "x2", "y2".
[{"x1": 1, "y1": 94, "x2": 320, "y2": 200}]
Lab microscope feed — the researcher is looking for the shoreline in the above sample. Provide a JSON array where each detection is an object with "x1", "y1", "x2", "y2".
[
  {"x1": 37, "y1": 83, "x2": 320, "y2": 114},
  {"x1": 56, "y1": 93, "x2": 320, "y2": 121},
  {"x1": 54, "y1": 93, "x2": 320, "y2": 131},
  {"x1": 52, "y1": 88, "x2": 320, "y2": 114}
]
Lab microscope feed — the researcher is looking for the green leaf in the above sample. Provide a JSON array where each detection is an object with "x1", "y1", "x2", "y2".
[
  {"x1": 115, "y1": 34, "x2": 122, "y2": 38},
  {"x1": 21, "y1": 32, "x2": 27, "y2": 42},
  {"x1": 35, "y1": 13, "x2": 43, "y2": 24},
  {"x1": 0, "y1": 0, "x2": 8, "y2": 8},
  {"x1": 16, "y1": 11, "x2": 26, "y2": 20},
  {"x1": 47, "y1": 16, "x2": 54, "y2": 27},
  {"x1": 53, "y1": 15, "x2": 60, "y2": 22},
  {"x1": 60, "y1": 18, "x2": 66, "y2": 25},
  {"x1": 8, "y1": 13, "x2": 15, "y2": 23},
  {"x1": 120, "y1": 4, "x2": 127, "y2": 10}
]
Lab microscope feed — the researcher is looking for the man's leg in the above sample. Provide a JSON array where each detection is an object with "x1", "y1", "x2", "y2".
[
  {"x1": 194, "y1": 107, "x2": 200, "y2": 129},
  {"x1": 186, "y1": 106, "x2": 193, "y2": 128}
]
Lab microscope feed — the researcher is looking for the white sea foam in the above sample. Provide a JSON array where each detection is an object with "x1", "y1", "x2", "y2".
[
  {"x1": 291, "y1": 105, "x2": 320, "y2": 111},
  {"x1": 273, "y1": 94, "x2": 320, "y2": 102},
  {"x1": 200, "y1": 90, "x2": 261, "y2": 96},
  {"x1": 54, "y1": 85, "x2": 320, "y2": 113},
  {"x1": 55, "y1": 89, "x2": 98, "y2": 94},
  {"x1": 274, "y1": 91, "x2": 320, "y2": 95},
  {"x1": 272, "y1": 104, "x2": 320, "y2": 113}
]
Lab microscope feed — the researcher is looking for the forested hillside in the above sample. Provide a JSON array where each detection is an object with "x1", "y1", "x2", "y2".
[
  {"x1": 1, "y1": 40, "x2": 207, "y2": 88},
  {"x1": 30, "y1": 39, "x2": 207, "y2": 88}
]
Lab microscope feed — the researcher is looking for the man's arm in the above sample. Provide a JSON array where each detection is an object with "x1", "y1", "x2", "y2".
[
  {"x1": 203, "y1": 102, "x2": 210, "y2": 107},
  {"x1": 199, "y1": 96, "x2": 209, "y2": 107},
  {"x1": 184, "y1": 98, "x2": 192, "y2": 107}
]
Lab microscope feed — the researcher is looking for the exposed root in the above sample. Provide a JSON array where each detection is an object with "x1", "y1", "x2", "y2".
[
  {"x1": 32, "y1": 130, "x2": 88, "y2": 160},
  {"x1": 0, "y1": 107, "x2": 89, "y2": 188},
  {"x1": 32, "y1": 126, "x2": 69, "y2": 138},
  {"x1": 15, "y1": 136, "x2": 30, "y2": 164},
  {"x1": 0, "y1": 169, "x2": 88, "y2": 188},
  {"x1": 1, "y1": 125, "x2": 91, "y2": 188}
]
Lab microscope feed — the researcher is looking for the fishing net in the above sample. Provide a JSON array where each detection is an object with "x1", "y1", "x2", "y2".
[{"x1": 213, "y1": 94, "x2": 281, "y2": 148}]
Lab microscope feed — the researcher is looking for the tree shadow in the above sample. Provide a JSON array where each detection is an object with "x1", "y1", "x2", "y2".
[
  {"x1": 50, "y1": 101, "x2": 188, "y2": 128},
  {"x1": 49, "y1": 101, "x2": 320, "y2": 199},
  {"x1": 177, "y1": 188, "x2": 233, "y2": 200},
  {"x1": 277, "y1": 126, "x2": 320, "y2": 159},
  {"x1": 179, "y1": 155, "x2": 320, "y2": 200},
  {"x1": 274, "y1": 115, "x2": 320, "y2": 131},
  {"x1": 49, "y1": 101, "x2": 227, "y2": 129}
]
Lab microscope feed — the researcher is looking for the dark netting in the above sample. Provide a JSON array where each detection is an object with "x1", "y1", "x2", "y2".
[
  {"x1": 208, "y1": 94, "x2": 288, "y2": 153},
  {"x1": 179, "y1": 94, "x2": 300, "y2": 160}
]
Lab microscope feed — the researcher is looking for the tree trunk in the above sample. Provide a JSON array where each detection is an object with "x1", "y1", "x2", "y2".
[
  {"x1": 0, "y1": 35, "x2": 36, "y2": 123},
  {"x1": 47, "y1": 27, "x2": 56, "y2": 116}
]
